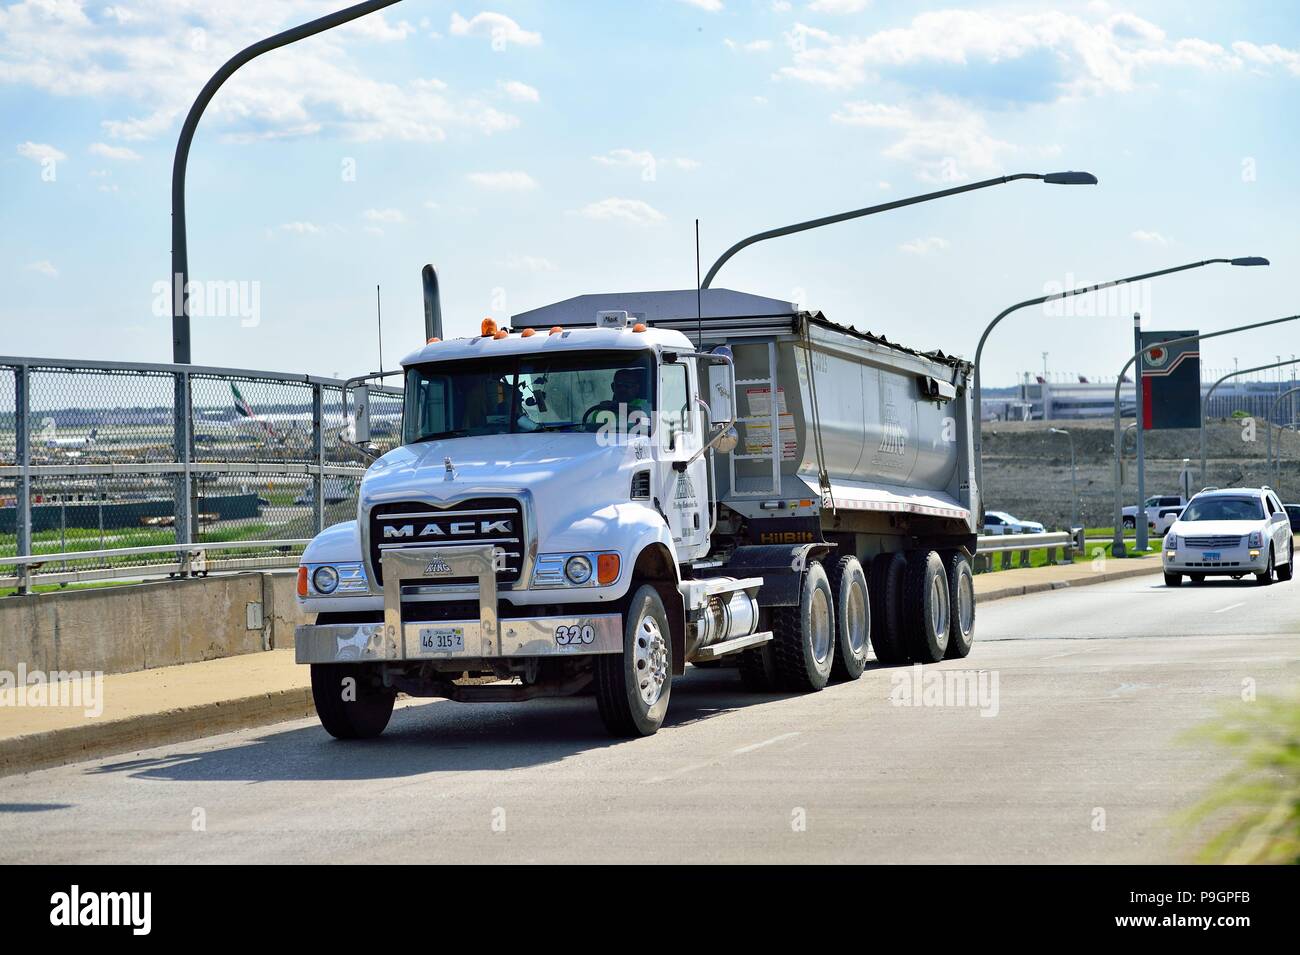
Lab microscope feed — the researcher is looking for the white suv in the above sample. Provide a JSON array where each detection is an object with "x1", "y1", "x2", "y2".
[{"x1": 1163, "y1": 487, "x2": 1295, "y2": 587}]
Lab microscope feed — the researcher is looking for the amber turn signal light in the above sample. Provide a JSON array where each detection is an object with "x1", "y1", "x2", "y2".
[
  {"x1": 597, "y1": 553, "x2": 620, "y2": 585},
  {"x1": 296, "y1": 566, "x2": 308, "y2": 597}
]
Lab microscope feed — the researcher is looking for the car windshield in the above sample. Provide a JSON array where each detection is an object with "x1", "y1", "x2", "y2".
[
  {"x1": 402, "y1": 350, "x2": 655, "y2": 443},
  {"x1": 1181, "y1": 497, "x2": 1264, "y2": 522}
]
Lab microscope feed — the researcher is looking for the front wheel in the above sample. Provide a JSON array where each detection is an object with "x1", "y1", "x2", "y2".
[
  {"x1": 594, "y1": 584, "x2": 672, "y2": 737},
  {"x1": 1255, "y1": 548, "x2": 1275, "y2": 586},
  {"x1": 1277, "y1": 540, "x2": 1294, "y2": 582},
  {"x1": 1164, "y1": 571, "x2": 1182, "y2": 587},
  {"x1": 310, "y1": 663, "x2": 396, "y2": 740}
]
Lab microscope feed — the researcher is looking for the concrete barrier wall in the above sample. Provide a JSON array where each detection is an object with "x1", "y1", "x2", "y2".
[{"x1": 0, "y1": 572, "x2": 310, "y2": 675}]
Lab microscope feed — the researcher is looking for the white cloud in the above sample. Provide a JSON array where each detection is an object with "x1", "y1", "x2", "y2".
[
  {"x1": 1233, "y1": 40, "x2": 1300, "y2": 75},
  {"x1": 592, "y1": 149, "x2": 699, "y2": 175},
  {"x1": 776, "y1": 9, "x2": 1259, "y2": 95},
  {"x1": 771, "y1": 1, "x2": 793, "y2": 10},
  {"x1": 504, "y1": 254, "x2": 557, "y2": 272},
  {"x1": 1131, "y1": 230, "x2": 1171, "y2": 246},
  {"x1": 678, "y1": 0, "x2": 724, "y2": 11},
  {"x1": 449, "y1": 11, "x2": 541, "y2": 48},
  {"x1": 25, "y1": 260, "x2": 58, "y2": 277},
  {"x1": 467, "y1": 170, "x2": 538, "y2": 190},
  {"x1": 279, "y1": 221, "x2": 323, "y2": 235},
  {"x1": 363, "y1": 208, "x2": 406, "y2": 224},
  {"x1": 499, "y1": 80, "x2": 540, "y2": 102},
  {"x1": 808, "y1": 0, "x2": 871, "y2": 13},
  {"x1": 900, "y1": 236, "x2": 950, "y2": 255},
  {"x1": 16, "y1": 141, "x2": 65, "y2": 164},
  {"x1": 724, "y1": 38, "x2": 773, "y2": 53},
  {"x1": 0, "y1": 6, "x2": 519, "y2": 145},
  {"x1": 575, "y1": 198, "x2": 666, "y2": 226},
  {"x1": 832, "y1": 97, "x2": 1011, "y2": 181},
  {"x1": 89, "y1": 142, "x2": 140, "y2": 161}
]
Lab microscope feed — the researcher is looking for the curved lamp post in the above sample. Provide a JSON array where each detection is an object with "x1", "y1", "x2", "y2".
[
  {"x1": 974, "y1": 257, "x2": 1269, "y2": 496},
  {"x1": 1048, "y1": 427, "x2": 1078, "y2": 527},
  {"x1": 700, "y1": 171, "x2": 1097, "y2": 290},
  {"x1": 1110, "y1": 313, "x2": 1300, "y2": 555},
  {"x1": 171, "y1": 0, "x2": 403, "y2": 363},
  {"x1": 1200, "y1": 357, "x2": 1297, "y2": 484},
  {"x1": 1268, "y1": 386, "x2": 1300, "y2": 487}
]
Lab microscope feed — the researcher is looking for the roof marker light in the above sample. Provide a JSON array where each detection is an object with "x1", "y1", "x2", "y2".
[
  {"x1": 521, "y1": 328, "x2": 536, "y2": 338},
  {"x1": 426, "y1": 337, "x2": 441, "y2": 344},
  {"x1": 493, "y1": 330, "x2": 508, "y2": 340},
  {"x1": 632, "y1": 323, "x2": 648, "y2": 333},
  {"x1": 480, "y1": 318, "x2": 497, "y2": 337},
  {"x1": 549, "y1": 326, "x2": 563, "y2": 335}
]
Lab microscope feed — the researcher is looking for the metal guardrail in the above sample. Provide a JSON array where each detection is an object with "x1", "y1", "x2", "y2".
[
  {"x1": 0, "y1": 355, "x2": 401, "y2": 593},
  {"x1": 974, "y1": 531, "x2": 1075, "y2": 571}
]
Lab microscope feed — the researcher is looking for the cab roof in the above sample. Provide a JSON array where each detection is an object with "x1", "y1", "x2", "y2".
[{"x1": 400, "y1": 323, "x2": 692, "y2": 367}]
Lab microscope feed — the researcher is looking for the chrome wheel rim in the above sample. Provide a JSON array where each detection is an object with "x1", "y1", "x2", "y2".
[
  {"x1": 958, "y1": 570, "x2": 974, "y2": 635},
  {"x1": 810, "y1": 588, "x2": 832, "y2": 664},
  {"x1": 930, "y1": 573, "x2": 949, "y2": 639},
  {"x1": 634, "y1": 615, "x2": 668, "y2": 707},
  {"x1": 845, "y1": 581, "x2": 868, "y2": 655}
]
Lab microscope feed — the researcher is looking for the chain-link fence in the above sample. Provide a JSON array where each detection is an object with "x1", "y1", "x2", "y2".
[{"x1": 0, "y1": 356, "x2": 401, "y2": 592}]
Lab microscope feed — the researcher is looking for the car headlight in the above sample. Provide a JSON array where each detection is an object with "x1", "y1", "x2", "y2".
[
  {"x1": 1166, "y1": 534, "x2": 1179, "y2": 549},
  {"x1": 1248, "y1": 531, "x2": 1263, "y2": 548},
  {"x1": 312, "y1": 565, "x2": 339, "y2": 594},
  {"x1": 565, "y1": 555, "x2": 593, "y2": 584}
]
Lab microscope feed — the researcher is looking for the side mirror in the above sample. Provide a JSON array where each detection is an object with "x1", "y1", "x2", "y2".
[
  {"x1": 707, "y1": 345, "x2": 735, "y2": 426},
  {"x1": 350, "y1": 385, "x2": 371, "y2": 445}
]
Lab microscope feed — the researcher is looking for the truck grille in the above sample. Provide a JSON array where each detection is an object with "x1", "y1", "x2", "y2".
[
  {"x1": 1184, "y1": 535, "x2": 1242, "y2": 549},
  {"x1": 368, "y1": 498, "x2": 524, "y2": 587}
]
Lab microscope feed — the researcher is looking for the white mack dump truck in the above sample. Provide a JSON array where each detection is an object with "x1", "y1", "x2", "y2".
[{"x1": 295, "y1": 286, "x2": 980, "y2": 738}]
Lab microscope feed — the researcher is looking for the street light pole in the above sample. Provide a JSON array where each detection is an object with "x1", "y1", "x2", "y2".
[
  {"x1": 973, "y1": 257, "x2": 1269, "y2": 498},
  {"x1": 1268, "y1": 386, "x2": 1300, "y2": 487},
  {"x1": 1200, "y1": 357, "x2": 1298, "y2": 484},
  {"x1": 700, "y1": 171, "x2": 1097, "y2": 289},
  {"x1": 1111, "y1": 314, "x2": 1300, "y2": 555},
  {"x1": 171, "y1": 0, "x2": 402, "y2": 363},
  {"x1": 1049, "y1": 427, "x2": 1077, "y2": 528}
]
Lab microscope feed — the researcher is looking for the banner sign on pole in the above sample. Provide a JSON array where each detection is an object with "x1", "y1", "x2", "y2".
[{"x1": 1139, "y1": 330, "x2": 1200, "y2": 430}]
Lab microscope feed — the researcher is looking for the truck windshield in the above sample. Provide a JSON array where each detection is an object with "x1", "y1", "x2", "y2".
[
  {"x1": 1181, "y1": 497, "x2": 1264, "y2": 522},
  {"x1": 402, "y1": 350, "x2": 656, "y2": 443}
]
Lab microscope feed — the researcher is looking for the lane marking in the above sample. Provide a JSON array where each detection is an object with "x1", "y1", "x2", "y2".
[
  {"x1": 731, "y1": 731, "x2": 800, "y2": 756},
  {"x1": 1212, "y1": 602, "x2": 1246, "y2": 614}
]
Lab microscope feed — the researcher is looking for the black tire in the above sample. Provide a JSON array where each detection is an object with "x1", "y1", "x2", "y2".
[
  {"x1": 1255, "y1": 548, "x2": 1274, "y2": 586},
  {"x1": 826, "y1": 555, "x2": 870, "y2": 682},
  {"x1": 594, "y1": 584, "x2": 672, "y2": 737},
  {"x1": 1277, "y1": 540, "x2": 1294, "y2": 582},
  {"x1": 868, "y1": 552, "x2": 909, "y2": 664},
  {"x1": 1122, "y1": 516, "x2": 1136, "y2": 529},
  {"x1": 1164, "y1": 571, "x2": 1182, "y2": 587},
  {"x1": 310, "y1": 663, "x2": 396, "y2": 740},
  {"x1": 769, "y1": 561, "x2": 835, "y2": 691},
  {"x1": 944, "y1": 552, "x2": 976, "y2": 659},
  {"x1": 902, "y1": 551, "x2": 950, "y2": 663},
  {"x1": 1189, "y1": 573, "x2": 1206, "y2": 585},
  {"x1": 737, "y1": 641, "x2": 780, "y2": 692}
]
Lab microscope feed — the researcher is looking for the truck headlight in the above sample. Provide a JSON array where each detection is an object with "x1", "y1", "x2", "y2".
[
  {"x1": 565, "y1": 555, "x2": 593, "y2": 584},
  {"x1": 312, "y1": 565, "x2": 339, "y2": 594}
]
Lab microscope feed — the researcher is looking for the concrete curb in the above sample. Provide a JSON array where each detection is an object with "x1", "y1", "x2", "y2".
[
  {"x1": 977, "y1": 561, "x2": 1164, "y2": 603},
  {"x1": 0, "y1": 687, "x2": 315, "y2": 778}
]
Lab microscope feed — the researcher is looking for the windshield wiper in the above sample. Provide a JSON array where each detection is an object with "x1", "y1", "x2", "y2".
[{"x1": 411, "y1": 429, "x2": 469, "y2": 443}]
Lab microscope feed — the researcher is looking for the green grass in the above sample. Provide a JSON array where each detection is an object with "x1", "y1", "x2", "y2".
[
  {"x1": 1178, "y1": 694, "x2": 1300, "y2": 864},
  {"x1": 0, "y1": 579, "x2": 143, "y2": 599}
]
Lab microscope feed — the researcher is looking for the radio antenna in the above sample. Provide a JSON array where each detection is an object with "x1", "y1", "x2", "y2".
[
  {"x1": 695, "y1": 218, "x2": 703, "y2": 347},
  {"x1": 375, "y1": 284, "x2": 384, "y2": 375}
]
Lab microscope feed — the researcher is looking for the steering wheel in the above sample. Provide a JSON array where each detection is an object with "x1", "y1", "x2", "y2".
[{"x1": 581, "y1": 402, "x2": 616, "y2": 430}]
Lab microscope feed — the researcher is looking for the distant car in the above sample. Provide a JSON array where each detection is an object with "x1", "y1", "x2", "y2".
[
  {"x1": 1286, "y1": 504, "x2": 1300, "y2": 534},
  {"x1": 1163, "y1": 487, "x2": 1294, "y2": 587},
  {"x1": 983, "y1": 510, "x2": 1046, "y2": 535},
  {"x1": 1123, "y1": 494, "x2": 1187, "y2": 530}
]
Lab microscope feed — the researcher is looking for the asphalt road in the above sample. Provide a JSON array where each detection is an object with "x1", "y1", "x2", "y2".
[{"x1": 2, "y1": 572, "x2": 1297, "y2": 863}]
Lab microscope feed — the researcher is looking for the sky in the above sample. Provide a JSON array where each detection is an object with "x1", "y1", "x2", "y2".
[{"x1": 2, "y1": 0, "x2": 1299, "y2": 387}]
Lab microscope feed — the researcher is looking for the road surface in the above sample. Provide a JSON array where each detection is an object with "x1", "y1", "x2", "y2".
[{"x1": 2, "y1": 573, "x2": 1297, "y2": 863}]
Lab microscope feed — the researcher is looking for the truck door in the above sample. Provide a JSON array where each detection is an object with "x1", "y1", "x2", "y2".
[{"x1": 656, "y1": 357, "x2": 710, "y2": 560}]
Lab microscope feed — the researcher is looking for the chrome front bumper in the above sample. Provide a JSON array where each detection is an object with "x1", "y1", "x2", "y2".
[
  {"x1": 295, "y1": 543, "x2": 623, "y2": 664},
  {"x1": 1164, "y1": 547, "x2": 1265, "y2": 573}
]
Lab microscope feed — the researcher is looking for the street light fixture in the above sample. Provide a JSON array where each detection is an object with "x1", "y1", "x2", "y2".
[
  {"x1": 1048, "y1": 427, "x2": 1078, "y2": 528},
  {"x1": 700, "y1": 171, "x2": 1097, "y2": 289},
  {"x1": 974, "y1": 256, "x2": 1270, "y2": 497}
]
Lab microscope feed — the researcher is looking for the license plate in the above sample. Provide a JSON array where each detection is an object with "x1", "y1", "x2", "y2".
[
  {"x1": 1201, "y1": 551, "x2": 1220, "y2": 561},
  {"x1": 417, "y1": 626, "x2": 465, "y2": 654}
]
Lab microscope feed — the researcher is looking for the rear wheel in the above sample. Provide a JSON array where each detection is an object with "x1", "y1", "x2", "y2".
[
  {"x1": 868, "y1": 552, "x2": 909, "y2": 664},
  {"x1": 826, "y1": 556, "x2": 870, "y2": 682},
  {"x1": 944, "y1": 552, "x2": 976, "y2": 659},
  {"x1": 1164, "y1": 571, "x2": 1182, "y2": 587},
  {"x1": 769, "y1": 561, "x2": 835, "y2": 691},
  {"x1": 594, "y1": 584, "x2": 672, "y2": 737},
  {"x1": 310, "y1": 663, "x2": 396, "y2": 740},
  {"x1": 902, "y1": 551, "x2": 950, "y2": 663}
]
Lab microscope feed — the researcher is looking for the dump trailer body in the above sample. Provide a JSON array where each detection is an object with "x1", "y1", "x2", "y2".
[{"x1": 513, "y1": 289, "x2": 979, "y2": 554}]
